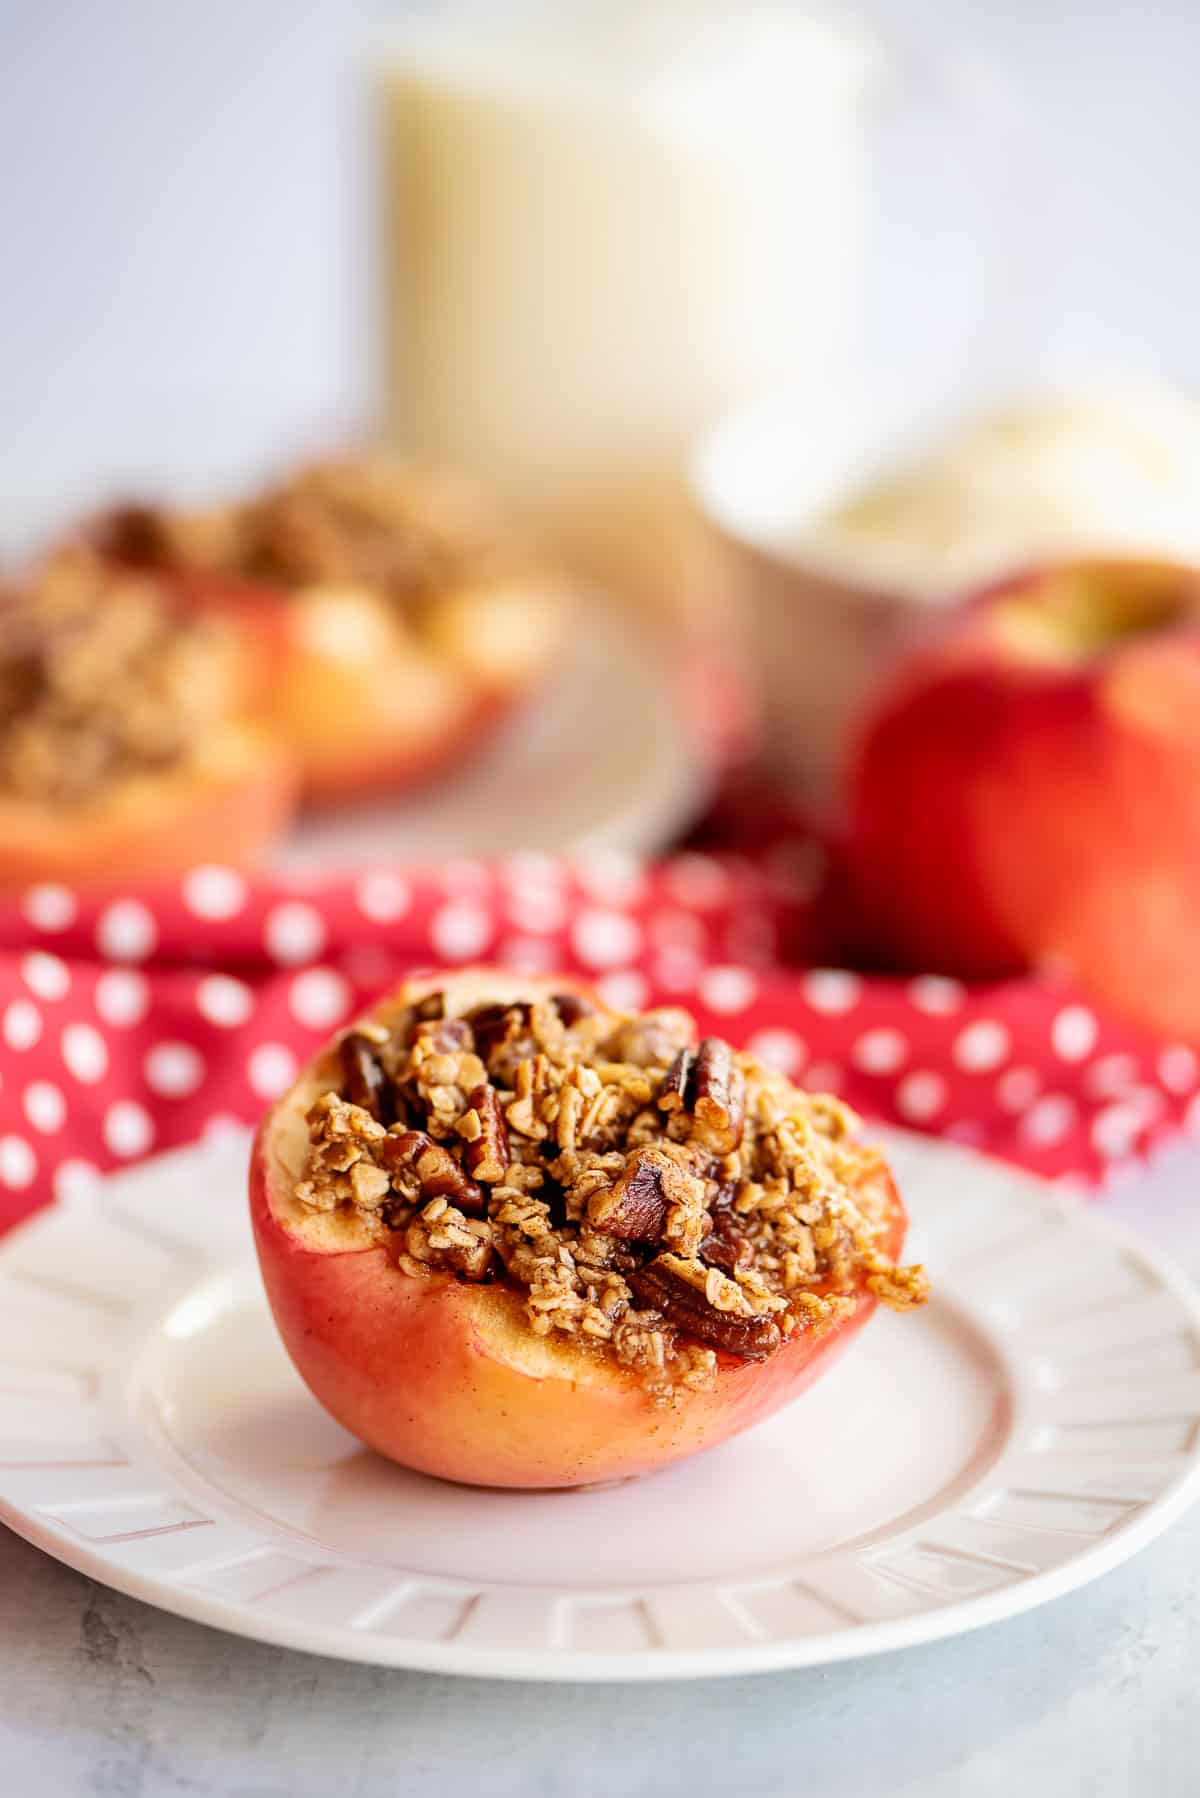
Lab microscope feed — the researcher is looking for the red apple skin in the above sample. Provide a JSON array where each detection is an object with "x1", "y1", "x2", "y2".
[
  {"x1": 0, "y1": 730, "x2": 296, "y2": 889},
  {"x1": 249, "y1": 973, "x2": 908, "y2": 1489},
  {"x1": 847, "y1": 560, "x2": 1200, "y2": 1037}
]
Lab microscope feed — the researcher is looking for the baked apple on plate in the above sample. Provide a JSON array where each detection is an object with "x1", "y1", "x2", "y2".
[
  {"x1": 94, "y1": 456, "x2": 568, "y2": 805},
  {"x1": 251, "y1": 971, "x2": 926, "y2": 1489},
  {"x1": 0, "y1": 547, "x2": 294, "y2": 887}
]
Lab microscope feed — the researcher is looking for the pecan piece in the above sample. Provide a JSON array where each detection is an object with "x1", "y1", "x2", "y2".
[
  {"x1": 460, "y1": 1083, "x2": 511, "y2": 1183},
  {"x1": 413, "y1": 1016, "x2": 472, "y2": 1055},
  {"x1": 702, "y1": 1193, "x2": 754, "y2": 1276},
  {"x1": 627, "y1": 1259, "x2": 781, "y2": 1361},
  {"x1": 552, "y1": 992, "x2": 595, "y2": 1027},
  {"x1": 660, "y1": 1047, "x2": 693, "y2": 1114},
  {"x1": 588, "y1": 1147, "x2": 671, "y2": 1243},
  {"x1": 381, "y1": 1129, "x2": 485, "y2": 1217},
  {"x1": 659, "y1": 1037, "x2": 745, "y2": 1153},
  {"x1": 692, "y1": 1039, "x2": 745, "y2": 1152},
  {"x1": 411, "y1": 991, "x2": 446, "y2": 1023},
  {"x1": 93, "y1": 502, "x2": 173, "y2": 568},
  {"x1": 337, "y1": 1031, "x2": 394, "y2": 1125},
  {"x1": 465, "y1": 1000, "x2": 531, "y2": 1063}
]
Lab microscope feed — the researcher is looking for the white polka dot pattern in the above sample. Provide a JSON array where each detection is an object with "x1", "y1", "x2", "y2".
[
  {"x1": 96, "y1": 900, "x2": 158, "y2": 963},
  {"x1": 571, "y1": 909, "x2": 641, "y2": 970},
  {"x1": 595, "y1": 970, "x2": 649, "y2": 1013},
  {"x1": 996, "y1": 1067, "x2": 1040, "y2": 1114},
  {"x1": 247, "y1": 1044, "x2": 299, "y2": 1101},
  {"x1": 1020, "y1": 1095, "x2": 1077, "y2": 1149},
  {"x1": 1051, "y1": 1006, "x2": 1099, "y2": 1063},
  {"x1": 896, "y1": 1071, "x2": 947, "y2": 1123},
  {"x1": 0, "y1": 1135, "x2": 37, "y2": 1189},
  {"x1": 196, "y1": 976, "x2": 254, "y2": 1030},
  {"x1": 22, "y1": 885, "x2": 76, "y2": 932},
  {"x1": 354, "y1": 872, "x2": 411, "y2": 924},
  {"x1": 802, "y1": 970, "x2": 861, "y2": 1015},
  {"x1": 0, "y1": 846, "x2": 1194, "y2": 1236},
  {"x1": 61, "y1": 1025, "x2": 109, "y2": 1085},
  {"x1": 53, "y1": 1158, "x2": 101, "y2": 1207},
  {"x1": 1159, "y1": 1045, "x2": 1198, "y2": 1094},
  {"x1": 103, "y1": 1102, "x2": 154, "y2": 1159},
  {"x1": 288, "y1": 969, "x2": 352, "y2": 1032},
  {"x1": 908, "y1": 976, "x2": 966, "y2": 1016},
  {"x1": 144, "y1": 1044, "x2": 206, "y2": 1099},
  {"x1": 747, "y1": 1029, "x2": 806, "y2": 1078},
  {"x1": 697, "y1": 966, "x2": 757, "y2": 1016},
  {"x1": 953, "y1": 1020, "x2": 1011, "y2": 1074},
  {"x1": 23, "y1": 1082, "x2": 66, "y2": 1134},
  {"x1": 182, "y1": 865, "x2": 248, "y2": 921},
  {"x1": 21, "y1": 953, "x2": 70, "y2": 1002},
  {"x1": 430, "y1": 902, "x2": 492, "y2": 963},
  {"x1": 94, "y1": 970, "x2": 150, "y2": 1029},
  {"x1": 3, "y1": 1001, "x2": 42, "y2": 1052},
  {"x1": 264, "y1": 903, "x2": 326, "y2": 967},
  {"x1": 852, "y1": 1029, "x2": 908, "y2": 1076}
]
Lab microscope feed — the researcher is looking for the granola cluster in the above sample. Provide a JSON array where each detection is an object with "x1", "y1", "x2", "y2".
[
  {"x1": 0, "y1": 549, "x2": 235, "y2": 806},
  {"x1": 295, "y1": 989, "x2": 928, "y2": 1399},
  {"x1": 100, "y1": 456, "x2": 514, "y2": 624}
]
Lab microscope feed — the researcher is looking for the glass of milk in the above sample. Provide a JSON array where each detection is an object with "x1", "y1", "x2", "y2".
[{"x1": 377, "y1": 0, "x2": 887, "y2": 607}]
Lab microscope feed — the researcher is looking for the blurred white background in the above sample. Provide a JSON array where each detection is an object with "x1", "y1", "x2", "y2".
[{"x1": 1, "y1": 0, "x2": 1196, "y2": 533}]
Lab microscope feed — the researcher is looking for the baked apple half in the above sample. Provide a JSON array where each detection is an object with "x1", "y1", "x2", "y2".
[
  {"x1": 95, "y1": 456, "x2": 567, "y2": 805},
  {"x1": 251, "y1": 971, "x2": 927, "y2": 1489},
  {"x1": 0, "y1": 548, "x2": 295, "y2": 887}
]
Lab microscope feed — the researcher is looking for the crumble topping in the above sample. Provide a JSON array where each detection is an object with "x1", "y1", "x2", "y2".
[
  {"x1": 0, "y1": 549, "x2": 235, "y2": 806},
  {"x1": 100, "y1": 456, "x2": 517, "y2": 624},
  {"x1": 294, "y1": 989, "x2": 928, "y2": 1399}
]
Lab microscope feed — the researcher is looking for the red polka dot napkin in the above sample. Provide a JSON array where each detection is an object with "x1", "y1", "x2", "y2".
[{"x1": 0, "y1": 835, "x2": 1196, "y2": 1236}]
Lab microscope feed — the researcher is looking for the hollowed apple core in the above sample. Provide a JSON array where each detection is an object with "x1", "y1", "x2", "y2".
[{"x1": 997, "y1": 561, "x2": 1200, "y2": 661}]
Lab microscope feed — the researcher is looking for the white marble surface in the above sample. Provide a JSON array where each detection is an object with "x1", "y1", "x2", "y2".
[{"x1": 2, "y1": 1141, "x2": 1198, "y2": 1797}]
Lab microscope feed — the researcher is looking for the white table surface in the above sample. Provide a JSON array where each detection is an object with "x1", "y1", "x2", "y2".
[{"x1": 1, "y1": 1140, "x2": 1198, "y2": 1797}]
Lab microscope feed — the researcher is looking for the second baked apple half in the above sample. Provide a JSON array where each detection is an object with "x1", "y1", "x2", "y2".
[{"x1": 93, "y1": 457, "x2": 569, "y2": 805}]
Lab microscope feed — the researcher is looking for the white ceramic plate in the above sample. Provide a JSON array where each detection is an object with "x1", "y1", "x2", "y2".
[
  {"x1": 276, "y1": 601, "x2": 710, "y2": 867},
  {"x1": 1, "y1": 1129, "x2": 1199, "y2": 1682}
]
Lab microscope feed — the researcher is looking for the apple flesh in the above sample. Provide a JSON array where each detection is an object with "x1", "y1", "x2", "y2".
[
  {"x1": 847, "y1": 559, "x2": 1200, "y2": 1037},
  {"x1": 0, "y1": 726, "x2": 296, "y2": 889},
  {"x1": 250, "y1": 973, "x2": 909, "y2": 1490},
  {"x1": 133, "y1": 568, "x2": 561, "y2": 809}
]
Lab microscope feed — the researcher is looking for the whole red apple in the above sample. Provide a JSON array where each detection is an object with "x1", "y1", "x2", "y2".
[{"x1": 846, "y1": 559, "x2": 1200, "y2": 1040}]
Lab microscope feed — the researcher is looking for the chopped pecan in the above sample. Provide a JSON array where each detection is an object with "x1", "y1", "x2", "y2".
[
  {"x1": 627, "y1": 1258, "x2": 781, "y2": 1361},
  {"x1": 413, "y1": 1016, "x2": 472, "y2": 1055},
  {"x1": 337, "y1": 1032, "x2": 394, "y2": 1125},
  {"x1": 466, "y1": 1000, "x2": 531, "y2": 1063},
  {"x1": 411, "y1": 991, "x2": 445, "y2": 1023},
  {"x1": 660, "y1": 1047, "x2": 692, "y2": 1114},
  {"x1": 702, "y1": 1193, "x2": 754, "y2": 1275},
  {"x1": 659, "y1": 1038, "x2": 744, "y2": 1153},
  {"x1": 381, "y1": 1128, "x2": 486, "y2": 1217},
  {"x1": 588, "y1": 1147, "x2": 671, "y2": 1243},
  {"x1": 460, "y1": 1083, "x2": 511, "y2": 1183},
  {"x1": 693, "y1": 1040, "x2": 745, "y2": 1152},
  {"x1": 93, "y1": 502, "x2": 173, "y2": 568},
  {"x1": 552, "y1": 992, "x2": 595, "y2": 1027}
]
